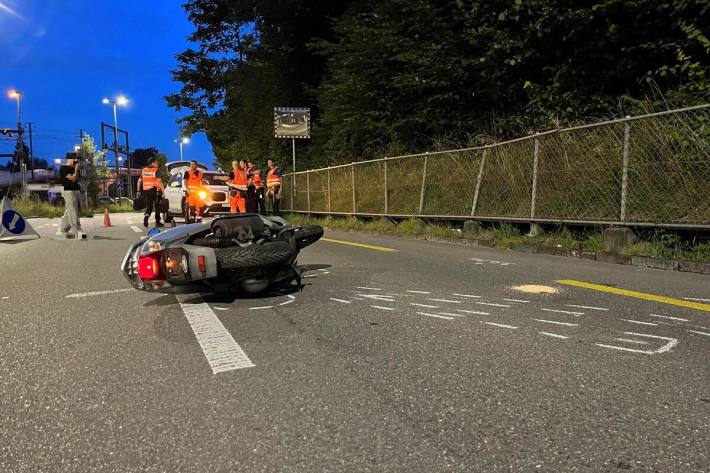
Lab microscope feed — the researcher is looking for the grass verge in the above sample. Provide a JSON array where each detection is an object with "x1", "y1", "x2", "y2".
[{"x1": 12, "y1": 198, "x2": 135, "y2": 219}]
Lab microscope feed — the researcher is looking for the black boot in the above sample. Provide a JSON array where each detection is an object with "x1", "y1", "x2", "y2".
[{"x1": 143, "y1": 215, "x2": 149, "y2": 228}]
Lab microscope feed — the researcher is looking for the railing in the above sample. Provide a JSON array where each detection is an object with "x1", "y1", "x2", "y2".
[{"x1": 283, "y1": 104, "x2": 710, "y2": 229}]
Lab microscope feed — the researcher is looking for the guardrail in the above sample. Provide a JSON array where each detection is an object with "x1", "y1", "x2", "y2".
[{"x1": 283, "y1": 104, "x2": 710, "y2": 229}]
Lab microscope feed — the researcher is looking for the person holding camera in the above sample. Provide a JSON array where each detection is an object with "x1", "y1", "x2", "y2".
[
  {"x1": 136, "y1": 157, "x2": 165, "y2": 227},
  {"x1": 58, "y1": 155, "x2": 83, "y2": 237}
]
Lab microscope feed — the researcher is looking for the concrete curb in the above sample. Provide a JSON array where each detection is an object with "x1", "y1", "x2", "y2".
[{"x1": 325, "y1": 227, "x2": 710, "y2": 276}]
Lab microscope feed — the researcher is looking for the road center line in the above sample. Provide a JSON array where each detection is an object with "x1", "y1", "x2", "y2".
[
  {"x1": 539, "y1": 332, "x2": 569, "y2": 339},
  {"x1": 557, "y1": 279, "x2": 710, "y2": 312},
  {"x1": 66, "y1": 288, "x2": 134, "y2": 298},
  {"x1": 177, "y1": 295, "x2": 254, "y2": 374},
  {"x1": 533, "y1": 319, "x2": 578, "y2": 327},
  {"x1": 483, "y1": 322, "x2": 518, "y2": 329},
  {"x1": 321, "y1": 238, "x2": 397, "y2": 252},
  {"x1": 649, "y1": 314, "x2": 688, "y2": 322}
]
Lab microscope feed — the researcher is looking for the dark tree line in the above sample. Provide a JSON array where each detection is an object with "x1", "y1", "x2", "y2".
[{"x1": 167, "y1": 0, "x2": 710, "y2": 170}]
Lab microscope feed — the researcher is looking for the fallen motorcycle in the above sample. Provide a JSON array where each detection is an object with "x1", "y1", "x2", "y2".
[{"x1": 121, "y1": 214, "x2": 323, "y2": 294}]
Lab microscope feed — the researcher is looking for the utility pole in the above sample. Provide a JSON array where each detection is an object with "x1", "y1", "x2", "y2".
[{"x1": 28, "y1": 122, "x2": 34, "y2": 182}]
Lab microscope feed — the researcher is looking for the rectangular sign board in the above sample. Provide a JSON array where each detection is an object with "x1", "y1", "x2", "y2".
[{"x1": 274, "y1": 107, "x2": 311, "y2": 139}]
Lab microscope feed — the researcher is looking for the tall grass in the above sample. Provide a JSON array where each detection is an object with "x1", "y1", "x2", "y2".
[{"x1": 11, "y1": 198, "x2": 134, "y2": 219}]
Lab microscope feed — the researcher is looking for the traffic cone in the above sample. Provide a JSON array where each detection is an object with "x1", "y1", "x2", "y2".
[{"x1": 101, "y1": 208, "x2": 113, "y2": 227}]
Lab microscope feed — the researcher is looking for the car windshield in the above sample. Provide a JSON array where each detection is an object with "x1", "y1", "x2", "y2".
[{"x1": 203, "y1": 174, "x2": 228, "y2": 186}]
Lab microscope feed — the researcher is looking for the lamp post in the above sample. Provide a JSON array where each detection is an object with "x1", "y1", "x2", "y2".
[
  {"x1": 8, "y1": 89, "x2": 26, "y2": 196},
  {"x1": 102, "y1": 96, "x2": 128, "y2": 197},
  {"x1": 175, "y1": 136, "x2": 190, "y2": 161}
]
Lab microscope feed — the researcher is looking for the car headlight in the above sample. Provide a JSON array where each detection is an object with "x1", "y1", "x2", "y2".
[{"x1": 198, "y1": 190, "x2": 207, "y2": 200}]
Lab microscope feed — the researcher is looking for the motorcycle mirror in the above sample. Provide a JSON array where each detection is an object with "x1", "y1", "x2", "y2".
[{"x1": 147, "y1": 228, "x2": 161, "y2": 237}]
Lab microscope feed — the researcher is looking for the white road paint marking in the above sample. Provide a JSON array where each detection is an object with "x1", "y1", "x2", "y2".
[
  {"x1": 683, "y1": 297, "x2": 710, "y2": 302},
  {"x1": 318, "y1": 269, "x2": 329, "y2": 273},
  {"x1": 533, "y1": 319, "x2": 578, "y2": 327},
  {"x1": 539, "y1": 332, "x2": 569, "y2": 339},
  {"x1": 541, "y1": 308, "x2": 584, "y2": 316},
  {"x1": 303, "y1": 274, "x2": 318, "y2": 279},
  {"x1": 213, "y1": 307, "x2": 229, "y2": 311},
  {"x1": 371, "y1": 305, "x2": 395, "y2": 311},
  {"x1": 249, "y1": 305, "x2": 274, "y2": 310},
  {"x1": 475, "y1": 302, "x2": 511, "y2": 308},
  {"x1": 350, "y1": 297, "x2": 364, "y2": 301},
  {"x1": 130, "y1": 225, "x2": 143, "y2": 233},
  {"x1": 483, "y1": 322, "x2": 518, "y2": 329},
  {"x1": 688, "y1": 330, "x2": 710, "y2": 337},
  {"x1": 503, "y1": 298, "x2": 530, "y2": 303},
  {"x1": 287, "y1": 295, "x2": 296, "y2": 300},
  {"x1": 437, "y1": 312, "x2": 466, "y2": 318},
  {"x1": 177, "y1": 295, "x2": 254, "y2": 373},
  {"x1": 410, "y1": 303, "x2": 439, "y2": 309},
  {"x1": 614, "y1": 338, "x2": 649, "y2": 345},
  {"x1": 51, "y1": 223, "x2": 59, "y2": 227},
  {"x1": 427, "y1": 298, "x2": 462, "y2": 304},
  {"x1": 565, "y1": 304, "x2": 608, "y2": 311},
  {"x1": 66, "y1": 288, "x2": 133, "y2": 298},
  {"x1": 355, "y1": 294, "x2": 396, "y2": 302},
  {"x1": 469, "y1": 258, "x2": 515, "y2": 266},
  {"x1": 356, "y1": 286, "x2": 381, "y2": 291},
  {"x1": 621, "y1": 319, "x2": 658, "y2": 326},
  {"x1": 1, "y1": 296, "x2": 8, "y2": 300},
  {"x1": 330, "y1": 298, "x2": 351, "y2": 304},
  {"x1": 278, "y1": 299, "x2": 295, "y2": 306},
  {"x1": 456, "y1": 309, "x2": 490, "y2": 315},
  {"x1": 417, "y1": 312, "x2": 453, "y2": 320},
  {"x1": 406, "y1": 290, "x2": 430, "y2": 294},
  {"x1": 596, "y1": 332, "x2": 678, "y2": 355},
  {"x1": 452, "y1": 293, "x2": 481, "y2": 299},
  {"x1": 649, "y1": 314, "x2": 688, "y2": 322}
]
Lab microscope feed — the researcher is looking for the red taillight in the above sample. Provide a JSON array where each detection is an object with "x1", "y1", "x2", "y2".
[
  {"x1": 198, "y1": 255, "x2": 206, "y2": 274},
  {"x1": 137, "y1": 253, "x2": 164, "y2": 281}
]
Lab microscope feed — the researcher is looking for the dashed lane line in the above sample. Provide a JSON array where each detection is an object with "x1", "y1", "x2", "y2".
[
  {"x1": 541, "y1": 308, "x2": 584, "y2": 316},
  {"x1": 249, "y1": 305, "x2": 274, "y2": 310},
  {"x1": 649, "y1": 314, "x2": 688, "y2": 322},
  {"x1": 503, "y1": 298, "x2": 530, "y2": 303},
  {"x1": 621, "y1": 319, "x2": 658, "y2": 326},
  {"x1": 371, "y1": 305, "x2": 395, "y2": 311},
  {"x1": 355, "y1": 286, "x2": 382, "y2": 291},
  {"x1": 452, "y1": 293, "x2": 481, "y2": 299},
  {"x1": 539, "y1": 332, "x2": 569, "y2": 339},
  {"x1": 426, "y1": 298, "x2": 462, "y2": 304},
  {"x1": 437, "y1": 312, "x2": 466, "y2": 318},
  {"x1": 614, "y1": 338, "x2": 649, "y2": 345},
  {"x1": 406, "y1": 290, "x2": 430, "y2": 294},
  {"x1": 417, "y1": 312, "x2": 453, "y2": 320},
  {"x1": 177, "y1": 295, "x2": 254, "y2": 374},
  {"x1": 278, "y1": 299, "x2": 295, "y2": 306},
  {"x1": 476, "y1": 302, "x2": 511, "y2": 308},
  {"x1": 330, "y1": 298, "x2": 351, "y2": 304},
  {"x1": 456, "y1": 309, "x2": 490, "y2": 315},
  {"x1": 66, "y1": 288, "x2": 133, "y2": 298},
  {"x1": 483, "y1": 322, "x2": 518, "y2": 329},
  {"x1": 533, "y1": 319, "x2": 578, "y2": 327},
  {"x1": 565, "y1": 304, "x2": 608, "y2": 311},
  {"x1": 410, "y1": 303, "x2": 439, "y2": 309},
  {"x1": 557, "y1": 280, "x2": 710, "y2": 312},
  {"x1": 689, "y1": 330, "x2": 710, "y2": 337}
]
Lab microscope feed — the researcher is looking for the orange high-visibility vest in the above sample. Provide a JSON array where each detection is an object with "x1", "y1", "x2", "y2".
[
  {"x1": 142, "y1": 166, "x2": 160, "y2": 190},
  {"x1": 267, "y1": 167, "x2": 281, "y2": 188},
  {"x1": 252, "y1": 170, "x2": 264, "y2": 189},
  {"x1": 186, "y1": 169, "x2": 203, "y2": 189},
  {"x1": 231, "y1": 169, "x2": 248, "y2": 192}
]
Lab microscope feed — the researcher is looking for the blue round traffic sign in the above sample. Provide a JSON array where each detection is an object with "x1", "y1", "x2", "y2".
[{"x1": 2, "y1": 210, "x2": 26, "y2": 235}]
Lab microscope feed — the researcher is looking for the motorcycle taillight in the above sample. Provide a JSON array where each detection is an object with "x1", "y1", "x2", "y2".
[{"x1": 137, "y1": 252, "x2": 165, "y2": 281}]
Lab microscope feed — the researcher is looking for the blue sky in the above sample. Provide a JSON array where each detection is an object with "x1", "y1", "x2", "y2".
[{"x1": 0, "y1": 0, "x2": 215, "y2": 167}]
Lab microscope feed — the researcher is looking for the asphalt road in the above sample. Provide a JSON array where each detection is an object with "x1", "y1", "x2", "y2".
[{"x1": 1, "y1": 213, "x2": 709, "y2": 472}]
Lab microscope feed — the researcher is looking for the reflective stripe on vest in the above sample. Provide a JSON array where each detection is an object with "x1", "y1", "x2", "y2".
[
  {"x1": 232, "y1": 169, "x2": 248, "y2": 192},
  {"x1": 186, "y1": 170, "x2": 203, "y2": 188},
  {"x1": 267, "y1": 167, "x2": 281, "y2": 187},
  {"x1": 142, "y1": 167, "x2": 159, "y2": 190}
]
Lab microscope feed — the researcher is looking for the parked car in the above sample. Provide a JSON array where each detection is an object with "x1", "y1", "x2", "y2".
[{"x1": 163, "y1": 161, "x2": 230, "y2": 222}]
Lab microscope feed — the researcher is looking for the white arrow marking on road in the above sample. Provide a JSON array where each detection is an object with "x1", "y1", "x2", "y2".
[
  {"x1": 649, "y1": 314, "x2": 688, "y2": 322},
  {"x1": 178, "y1": 295, "x2": 254, "y2": 373},
  {"x1": 66, "y1": 288, "x2": 134, "y2": 298}
]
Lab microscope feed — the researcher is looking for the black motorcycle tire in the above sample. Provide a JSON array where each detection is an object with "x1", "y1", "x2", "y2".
[
  {"x1": 215, "y1": 241, "x2": 294, "y2": 270},
  {"x1": 293, "y1": 225, "x2": 324, "y2": 249}
]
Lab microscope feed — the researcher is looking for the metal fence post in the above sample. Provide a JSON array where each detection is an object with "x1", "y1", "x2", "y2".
[
  {"x1": 530, "y1": 135, "x2": 540, "y2": 219},
  {"x1": 383, "y1": 159, "x2": 388, "y2": 214},
  {"x1": 620, "y1": 118, "x2": 631, "y2": 222},
  {"x1": 471, "y1": 148, "x2": 488, "y2": 216},
  {"x1": 418, "y1": 153, "x2": 428, "y2": 215},
  {"x1": 351, "y1": 163, "x2": 356, "y2": 214},
  {"x1": 306, "y1": 171, "x2": 311, "y2": 212},
  {"x1": 327, "y1": 168, "x2": 331, "y2": 213}
]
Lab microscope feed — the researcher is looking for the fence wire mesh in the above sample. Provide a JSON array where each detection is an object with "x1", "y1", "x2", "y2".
[{"x1": 286, "y1": 105, "x2": 710, "y2": 227}]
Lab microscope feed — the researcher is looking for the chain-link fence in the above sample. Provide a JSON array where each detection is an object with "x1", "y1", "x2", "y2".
[{"x1": 284, "y1": 104, "x2": 710, "y2": 228}]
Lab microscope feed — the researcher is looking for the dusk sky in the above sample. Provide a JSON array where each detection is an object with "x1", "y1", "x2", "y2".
[{"x1": 0, "y1": 0, "x2": 215, "y2": 167}]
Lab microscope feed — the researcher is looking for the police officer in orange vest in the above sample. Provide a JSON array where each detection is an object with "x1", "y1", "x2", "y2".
[
  {"x1": 266, "y1": 159, "x2": 283, "y2": 216},
  {"x1": 136, "y1": 157, "x2": 165, "y2": 227},
  {"x1": 251, "y1": 164, "x2": 266, "y2": 215},
  {"x1": 184, "y1": 160, "x2": 205, "y2": 221},
  {"x1": 227, "y1": 160, "x2": 248, "y2": 213}
]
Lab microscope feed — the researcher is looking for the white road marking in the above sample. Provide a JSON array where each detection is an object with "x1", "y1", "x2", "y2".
[
  {"x1": 614, "y1": 338, "x2": 649, "y2": 345},
  {"x1": 371, "y1": 305, "x2": 395, "y2": 311},
  {"x1": 410, "y1": 303, "x2": 439, "y2": 309},
  {"x1": 66, "y1": 288, "x2": 133, "y2": 298},
  {"x1": 213, "y1": 307, "x2": 229, "y2": 311},
  {"x1": 278, "y1": 299, "x2": 295, "y2": 306},
  {"x1": 177, "y1": 295, "x2": 254, "y2": 373},
  {"x1": 249, "y1": 305, "x2": 274, "y2": 310},
  {"x1": 541, "y1": 308, "x2": 583, "y2": 316},
  {"x1": 330, "y1": 298, "x2": 351, "y2": 304},
  {"x1": 130, "y1": 225, "x2": 143, "y2": 233},
  {"x1": 356, "y1": 286, "x2": 381, "y2": 291},
  {"x1": 475, "y1": 302, "x2": 511, "y2": 308},
  {"x1": 406, "y1": 290, "x2": 430, "y2": 294},
  {"x1": 565, "y1": 304, "x2": 608, "y2": 311},
  {"x1": 683, "y1": 297, "x2": 710, "y2": 302},
  {"x1": 287, "y1": 295, "x2": 296, "y2": 300},
  {"x1": 437, "y1": 312, "x2": 466, "y2": 318},
  {"x1": 51, "y1": 223, "x2": 59, "y2": 227},
  {"x1": 483, "y1": 322, "x2": 518, "y2": 329},
  {"x1": 596, "y1": 332, "x2": 678, "y2": 355},
  {"x1": 539, "y1": 332, "x2": 569, "y2": 339},
  {"x1": 533, "y1": 319, "x2": 578, "y2": 327},
  {"x1": 452, "y1": 293, "x2": 481, "y2": 299},
  {"x1": 456, "y1": 309, "x2": 490, "y2": 315},
  {"x1": 303, "y1": 274, "x2": 318, "y2": 279},
  {"x1": 426, "y1": 298, "x2": 462, "y2": 304},
  {"x1": 417, "y1": 312, "x2": 453, "y2": 320},
  {"x1": 688, "y1": 330, "x2": 710, "y2": 337},
  {"x1": 649, "y1": 314, "x2": 688, "y2": 322},
  {"x1": 350, "y1": 297, "x2": 364, "y2": 301},
  {"x1": 1, "y1": 296, "x2": 9, "y2": 299},
  {"x1": 355, "y1": 294, "x2": 396, "y2": 302},
  {"x1": 621, "y1": 319, "x2": 658, "y2": 326},
  {"x1": 503, "y1": 298, "x2": 530, "y2": 303}
]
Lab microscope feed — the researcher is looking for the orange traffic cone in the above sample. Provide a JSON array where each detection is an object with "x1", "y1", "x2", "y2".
[{"x1": 101, "y1": 207, "x2": 113, "y2": 227}]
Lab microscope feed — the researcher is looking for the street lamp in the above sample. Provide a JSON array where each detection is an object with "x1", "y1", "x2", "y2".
[
  {"x1": 102, "y1": 95, "x2": 128, "y2": 197},
  {"x1": 8, "y1": 89, "x2": 26, "y2": 196},
  {"x1": 7, "y1": 89, "x2": 21, "y2": 123},
  {"x1": 175, "y1": 135, "x2": 190, "y2": 161}
]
